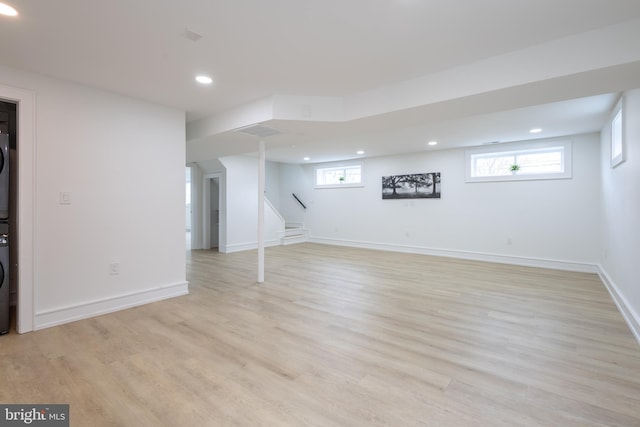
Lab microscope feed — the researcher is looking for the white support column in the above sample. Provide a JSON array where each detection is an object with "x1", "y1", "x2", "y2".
[{"x1": 257, "y1": 140, "x2": 265, "y2": 283}]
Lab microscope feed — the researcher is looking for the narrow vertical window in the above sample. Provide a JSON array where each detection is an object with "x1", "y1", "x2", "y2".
[{"x1": 611, "y1": 98, "x2": 625, "y2": 168}]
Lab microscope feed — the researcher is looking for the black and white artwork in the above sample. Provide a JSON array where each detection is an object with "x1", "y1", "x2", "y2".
[{"x1": 382, "y1": 172, "x2": 441, "y2": 199}]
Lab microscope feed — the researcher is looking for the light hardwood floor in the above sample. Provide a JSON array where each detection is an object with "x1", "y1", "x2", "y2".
[{"x1": 2, "y1": 243, "x2": 640, "y2": 426}]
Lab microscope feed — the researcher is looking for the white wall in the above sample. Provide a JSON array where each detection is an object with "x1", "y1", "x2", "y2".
[
  {"x1": 600, "y1": 89, "x2": 640, "y2": 340},
  {"x1": 299, "y1": 134, "x2": 601, "y2": 270},
  {"x1": 218, "y1": 155, "x2": 285, "y2": 252},
  {"x1": 0, "y1": 65, "x2": 187, "y2": 330},
  {"x1": 188, "y1": 162, "x2": 204, "y2": 250},
  {"x1": 265, "y1": 161, "x2": 282, "y2": 210},
  {"x1": 278, "y1": 162, "x2": 310, "y2": 224},
  {"x1": 219, "y1": 155, "x2": 259, "y2": 252}
]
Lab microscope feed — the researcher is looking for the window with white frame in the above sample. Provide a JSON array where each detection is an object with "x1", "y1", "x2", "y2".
[
  {"x1": 610, "y1": 97, "x2": 625, "y2": 168},
  {"x1": 315, "y1": 163, "x2": 363, "y2": 188},
  {"x1": 465, "y1": 140, "x2": 572, "y2": 182}
]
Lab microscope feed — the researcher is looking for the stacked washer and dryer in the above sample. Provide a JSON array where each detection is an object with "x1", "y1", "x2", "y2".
[{"x1": 0, "y1": 133, "x2": 9, "y2": 334}]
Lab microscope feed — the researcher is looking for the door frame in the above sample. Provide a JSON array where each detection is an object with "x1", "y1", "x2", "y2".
[
  {"x1": 0, "y1": 84, "x2": 35, "y2": 333},
  {"x1": 202, "y1": 172, "x2": 225, "y2": 252},
  {"x1": 186, "y1": 165, "x2": 194, "y2": 250}
]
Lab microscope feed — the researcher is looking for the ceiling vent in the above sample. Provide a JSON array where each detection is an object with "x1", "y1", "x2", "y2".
[{"x1": 233, "y1": 124, "x2": 284, "y2": 138}]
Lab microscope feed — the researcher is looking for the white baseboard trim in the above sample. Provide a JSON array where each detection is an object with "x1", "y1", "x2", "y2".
[
  {"x1": 224, "y1": 239, "x2": 280, "y2": 253},
  {"x1": 597, "y1": 266, "x2": 640, "y2": 345},
  {"x1": 308, "y1": 237, "x2": 599, "y2": 273},
  {"x1": 34, "y1": 281, "x2": 189, "y2": 331}
]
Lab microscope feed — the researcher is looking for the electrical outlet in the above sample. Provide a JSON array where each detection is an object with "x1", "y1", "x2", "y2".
[
  {"x1": 59, "y1": 192, "x2": 72, "y2": 205},
  {"x1": 507, "y1": 237, "x2": 513, "y2": 245},
  {"x1": 109, "y1": 262, "x2": 120, "y2": 275}
]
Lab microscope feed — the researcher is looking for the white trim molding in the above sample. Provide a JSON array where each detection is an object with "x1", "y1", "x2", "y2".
[
  {"x1": 0, "y1": 84, "x2": 36, "y2": 333},
  {"x1": 309, "y1": 236, "x2": 599, "y2": 273},
  {"x1": 223, "y1": 239, "x2": 281, "y2": 254},
  {"x1": 34, "y1": 281, "x2": 189, "y2": 330},
  {"x1": 598, "y1": 266, "x2": 640, "y2": 345}
]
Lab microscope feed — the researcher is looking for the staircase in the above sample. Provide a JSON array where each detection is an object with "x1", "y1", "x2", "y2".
[{"x1": 280, "y1": 222, "x2": 309, "y2": 245}]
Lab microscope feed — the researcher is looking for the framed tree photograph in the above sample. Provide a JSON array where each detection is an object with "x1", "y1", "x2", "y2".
[{"x1": 382, "y1": 172, "x2": 441, "y2": 199}]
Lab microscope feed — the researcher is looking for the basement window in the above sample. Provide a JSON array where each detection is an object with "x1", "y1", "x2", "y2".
[
  {"x1": 610, "y1": 97, "x2": 625, "y2": 168},
  {"x1": 465, "y1": 140, "x2": 572, "y2": 182},
  {"x1": 315, "y1": 163, "x2": 363, "y2": 188}
]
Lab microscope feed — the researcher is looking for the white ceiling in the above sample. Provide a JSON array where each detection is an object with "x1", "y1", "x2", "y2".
[{"x1": 2, "y1": 0, "x2": 640, "y2": 164}]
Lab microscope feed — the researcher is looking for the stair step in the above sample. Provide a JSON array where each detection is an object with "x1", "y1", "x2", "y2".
[
  {"x1": 282, "y1": 236, "x2": 305, "y2": 240},
  {"x1": 281, "y1": 234, "x2": 307, "y2": 245},
  {"x1": 282, "y1": 222, "x2": 307, "y2": 245},
  {"x1": 284, "y1": 228, "x2": 305, "y2": 237}
]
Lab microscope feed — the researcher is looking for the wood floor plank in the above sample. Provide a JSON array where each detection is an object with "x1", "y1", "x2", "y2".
[{"x1": 1, "y1": 242, "x2": 640, "y2": 426}]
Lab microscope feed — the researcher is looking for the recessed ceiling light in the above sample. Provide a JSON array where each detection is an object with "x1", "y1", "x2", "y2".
[
  {"x1": 195, "y1": 75, "x2": 213, "y2": 84},
  {"x1": 529, "y1": 128, "x2": 542, "y2": 133},
  {"x1": 427, "y1": 141, "x2": 438, "y2": 146},
  {"x1": 303, "y1": 157, "x2": 310, "y2": 161},
  {"x1": 356, "y1": 150, "x2": 365, "y2": 155},
  {"x1": 0, "y1": 2, "x2": 18, "y2": 16}
]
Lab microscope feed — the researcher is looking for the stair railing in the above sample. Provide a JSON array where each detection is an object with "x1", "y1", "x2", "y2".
[{"x1": 292, "y1": 193, "x2": 307, "y2": 210}]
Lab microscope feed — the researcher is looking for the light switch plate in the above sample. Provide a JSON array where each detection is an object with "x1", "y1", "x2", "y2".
[{"x1": 60, "y1": 192, "x2": 72, "y2": 205}]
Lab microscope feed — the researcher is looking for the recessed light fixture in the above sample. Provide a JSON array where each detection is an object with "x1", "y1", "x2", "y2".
[
  {"x1": 529, "y1": 128, "x2": 542, "y2": 134},
  {"x1": 303, "y1": 157, "x2": 310, "y2": 161},
  {"x1": 195, "y1": 75, "x2": 213, "y2": 84},
  {"x1": 0, "y1": 2, "x2": 18, "y2": 16},
  {"x1": 356, "y1": 150, "x2": 365, "y2": 155},
  {"x1": 427, "y1": 141, "x2": 438, "y2": 146}
]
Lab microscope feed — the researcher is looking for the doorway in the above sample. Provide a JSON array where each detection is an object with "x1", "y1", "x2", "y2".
[
  {"x1": 186, "y1": 166, "x2": 192, "y2": 250},
  {"x1": 209, "y1": 177, "x2": 220, "y2": 248},
  {"x1": 0, "y1": 83, "x2": 35, "y2": 334},
  {"x1": 202, "y1": 172, "x2": 224, "y2": 251},
  {"x1": 0, "y1": 100, "x2": 16, "y2": 334}
]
